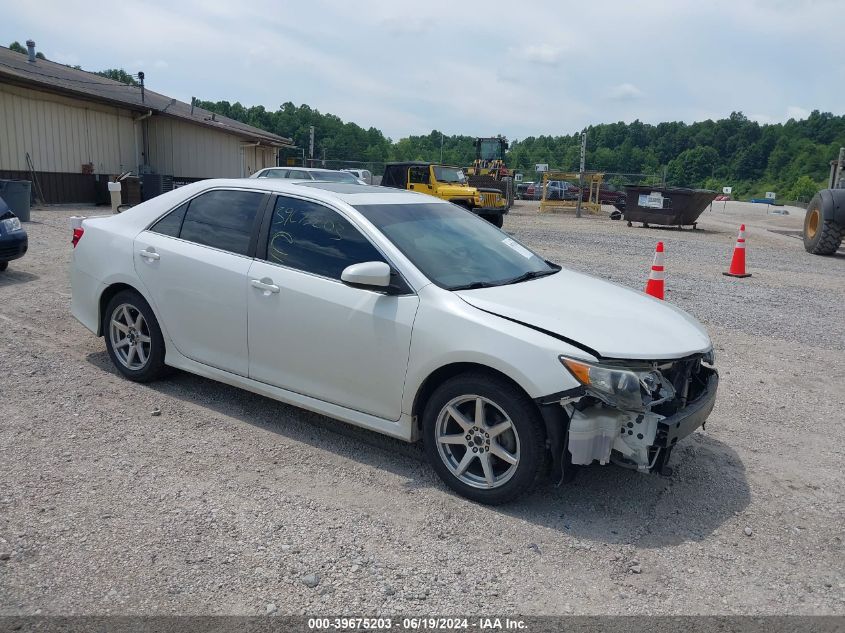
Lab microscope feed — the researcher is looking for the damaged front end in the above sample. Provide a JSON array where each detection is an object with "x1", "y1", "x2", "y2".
[{"x1": 555, "y1": 351, "x2": 718, "y2": 476}]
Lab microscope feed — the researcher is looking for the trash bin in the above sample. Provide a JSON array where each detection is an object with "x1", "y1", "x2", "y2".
[
  {"x1": 108, "y1": 181, "x2": 122, "y2": 214},
  {"x1": 622, "y1": 186, "x2": 716, "y2": 229},
  {"x1": 0, "y1": 179, "x2": 32, "y2": 222}
]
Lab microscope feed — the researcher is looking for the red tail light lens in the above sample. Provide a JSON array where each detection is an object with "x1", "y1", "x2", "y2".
[{"x1": 71, "y1": 227, "x2": 84, "y2": 248}]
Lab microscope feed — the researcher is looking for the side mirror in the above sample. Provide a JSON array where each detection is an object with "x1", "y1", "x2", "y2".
[{"x1": 340, "y1": 261, "x2": 392, "y2": 290}]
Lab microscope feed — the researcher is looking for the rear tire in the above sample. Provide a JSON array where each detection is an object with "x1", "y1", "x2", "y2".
[
  {"x1": 803, "y1": 195, "x2": 843, "y2": 255},
  {"x1": 0, "y1": 261, "x2": 7, "y2": 272},
  {"x1": 422, "y1": 372, "x2": 547, "y2": 504},
  {"x1": 103, "y1": 289, "x2": 169, "y2": 383}
]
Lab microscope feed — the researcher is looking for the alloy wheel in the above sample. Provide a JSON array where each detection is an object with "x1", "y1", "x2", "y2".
[
  {"x1": 109, "y1": 303, "x2": 152, "y2": 371},
  {"x1": 435, "y1": 395, "x2": 521, "y2": 489}
]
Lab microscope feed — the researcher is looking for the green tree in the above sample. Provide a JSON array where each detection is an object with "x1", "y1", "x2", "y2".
[
  {"x1": 8, "y1": 40, "x2": 45, "y2": 59},
  {"x1": 667, "y1": 147, "x2": 720, "y2": 186},
  {"x1": 95, "y1": 69, "x2": 139, "y2": 86},
  {"x1": 787, "y1": 175, "x2": 821, "y2": 202}
]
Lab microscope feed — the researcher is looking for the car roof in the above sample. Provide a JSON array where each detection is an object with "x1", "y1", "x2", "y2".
[
  {"x1": 172, "y1": 178, "x2": 443, "y2": 207},
  {"x1": 258, "y1": 166, "x2": 343, "y2": 174},
  {"x1": 385, "y1": 162, "x2": 462, "y2": 169}
]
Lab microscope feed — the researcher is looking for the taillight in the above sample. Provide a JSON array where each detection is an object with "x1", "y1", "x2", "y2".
[{"x1": 72, "y1": 227, "x2": 84, "y2": 248}]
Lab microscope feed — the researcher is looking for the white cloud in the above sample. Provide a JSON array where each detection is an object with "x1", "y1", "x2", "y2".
[
  {"x1": 609, "y1": 83, "x2": 643, "y2": 101},
  {"x1": 50, "y1": 52, "x2": 80, "y2": 66},
  {"x1": 510, "y1": 43, "x2": 564, "y2": 66},
  {"x1": 786, "y1": 105, "x2": 810, "y2": 120},
  {"x1": 3, "y1": 0, "x2": 842, "y2": 140},
  {"x1": 378, "y1": 15, "x2": 433, "y2": 35},
  {"x1": 748, "y1": 113, "x2": 777, "y2": 124}
]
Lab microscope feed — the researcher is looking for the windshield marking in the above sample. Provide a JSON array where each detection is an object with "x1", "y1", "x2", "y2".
[{"x1": 501, "y1": 237, "x2": 533, "y2": 259}]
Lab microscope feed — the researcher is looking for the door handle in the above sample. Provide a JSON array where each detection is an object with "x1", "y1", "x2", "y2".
[
  {"x1": 139, "y1": 249, "x2": 160, "y2": 260},
  {"x1": 250, "y1": 279, "x2": 280, "y2": 294}
]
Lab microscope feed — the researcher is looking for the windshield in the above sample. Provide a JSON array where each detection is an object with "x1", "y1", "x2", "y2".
[
  {"x1": 479, "y1": 139, "x2": 504, "y2": 161},
  {"x1": 433, "y1": 166, "x2": 466, "y2": 184},
  {"x1": 314, "y1": 171, "x2": 361, "y2": 183},
  {"x1": 354, "y1": 203, "x2": 558, "y2": 290}
]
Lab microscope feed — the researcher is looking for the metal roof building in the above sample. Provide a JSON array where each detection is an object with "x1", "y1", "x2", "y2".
[{"x1": 0, "y1": 41, "x2": 292, "y2": 203}]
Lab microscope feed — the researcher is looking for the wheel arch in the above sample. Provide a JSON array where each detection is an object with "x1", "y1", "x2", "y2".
[
  {"x1": 411, "y1": 362, "x2": 570, "y2": 482},
  {"x1": 96, "y1": 281, "x2": 159, "y2": 337},
  {"x1": 412, "y1": 362, "x2": 539, "y2": 431},
  {"x1": 449, "y1": 199, "x2": 474, "y2": 211}
]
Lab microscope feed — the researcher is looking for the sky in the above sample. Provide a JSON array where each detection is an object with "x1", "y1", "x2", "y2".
[{"x1": 2, "y1": 0, "x2": 843, "y2": 141}]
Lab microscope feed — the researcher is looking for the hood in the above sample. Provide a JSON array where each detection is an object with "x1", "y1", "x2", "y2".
[
  {"x1": 456, "y1": 269, "x2": 712, "y2": 361},
  {"x1": 437, "y1": 184, "x2": 477, "y2": 198}
]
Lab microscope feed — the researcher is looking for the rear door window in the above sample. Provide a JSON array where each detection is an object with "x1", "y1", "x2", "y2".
[{"x1": 178, "y1": 190, "x2": 265, "y2": 256}]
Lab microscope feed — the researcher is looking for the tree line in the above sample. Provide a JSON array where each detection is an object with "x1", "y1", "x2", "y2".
[
  {"x1": 7, "y1": 39, "x2": 838, "y2": 201},
  {"x1": 198, "y1": 100, "x2": 843, "y2": 201}
]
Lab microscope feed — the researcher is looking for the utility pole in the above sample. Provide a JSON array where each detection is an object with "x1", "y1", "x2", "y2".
[
  {"x1": 322, "y1": 147, "x2": 326, "y2": 167},
  {"x1": 575, "y1": 132, "x2": 586, "y2": 218},
  {"x1": 309, "y1": 125, "x2": 315, "y2": 168},
  {"x1": 440, "y1": 133, "x2": 444, "y2": 163}
]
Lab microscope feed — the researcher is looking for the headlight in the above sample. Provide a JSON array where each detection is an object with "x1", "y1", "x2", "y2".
[
  {"x1": 1, "y1": 217, "x2": 21, "y2": 233},
  {"x1": 559, "y1": 355, "x2": 665, "y2": 411},
  {"x1": 702, "y1": 347, "x2": 715, "y2": 366}
]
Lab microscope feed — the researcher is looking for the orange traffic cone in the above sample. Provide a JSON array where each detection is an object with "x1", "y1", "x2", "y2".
[
  {"x1": 723, "y1": 224, "x2": 752, "y2": 278},
  {"x1": 645, "y1": 241, "x2": 665, "y2": 300}
]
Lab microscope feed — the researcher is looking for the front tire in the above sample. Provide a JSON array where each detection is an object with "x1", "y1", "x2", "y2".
[
  {"x1": 103, "y1": 289, "x2": 168, "y2": 382},
  {"x1": 422, "y1": 372, "x2": 547, "y2": 504},
  {"x1": 803, "y1": 195, "x2": 843, "y2": 255},
  {"x1": 481, "y1": 214, "x2": 504, "y2": 228},
  {"x1": 0, "y1": 261, "x2": 7, "y2": 272}
]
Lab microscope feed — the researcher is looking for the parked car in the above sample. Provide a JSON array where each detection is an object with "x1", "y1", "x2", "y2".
[
  {"x1": 714, "y1": 194, "x2": 732, "y2": 201},
  {"x1": 70, "y1": 179, "x2": 718, "y2": 504},
  {"x1": 0, "y1": 197, "x2": 27, "y2": 271},
  {"x1": 525, "y1": 180, "x2": 578, "y2": 201},
  {"x1": 341, "y1": 168, "x2": 373, "y2": 185},
  {"x1": 515, "y1": 182, "x2": 534, "y2": 200},
  {"x1": 251, "y1": 167, "x2": 364, "y2": 184},
  {"x1": 573, "y1": 182, "x2": 625, "y2": 208}
]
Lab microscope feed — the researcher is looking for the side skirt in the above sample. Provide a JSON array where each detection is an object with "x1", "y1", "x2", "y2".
[{"x1": 164, "y1": 350, "x2": 416, "y2": 442}]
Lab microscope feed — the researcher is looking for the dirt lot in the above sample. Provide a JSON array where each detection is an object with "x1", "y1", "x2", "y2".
[{"x1": 0, "y1": 200, "x2": 843, "y2": 616}]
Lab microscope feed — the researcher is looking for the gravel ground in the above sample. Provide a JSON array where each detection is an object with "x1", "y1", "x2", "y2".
[{"x1": 0, "y1": 201, "x2": 843, "y2": 616}]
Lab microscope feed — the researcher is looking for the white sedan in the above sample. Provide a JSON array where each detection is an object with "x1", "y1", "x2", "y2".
[{"x1": 70, "y1": 179, "x2": 718, "y2": 504}]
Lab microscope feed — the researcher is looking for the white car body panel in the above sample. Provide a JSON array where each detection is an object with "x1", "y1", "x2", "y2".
[
  {"x1": 163, "y1": 343, "x2": 416, "y2": 440},
  {"x1": 400, "y1": 285, "x2": 585, "y2": 415},
  {"x1": 70, "y1": 178, "x2": 714, "y2": 449},
  {"x1": 456, "y1": 270, "x2": 712, "y2": 360},
  {"x1": 134, "y1": 231, "x2": 253, "y2": 377},
  {"x1": 247, "y1": 259, "x2": 419, "y2": 420}
]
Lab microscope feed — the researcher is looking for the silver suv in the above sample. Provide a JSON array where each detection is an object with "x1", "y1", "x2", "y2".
[{"x1": 251, "y1": 167, "x2": 364, "y2": 183}]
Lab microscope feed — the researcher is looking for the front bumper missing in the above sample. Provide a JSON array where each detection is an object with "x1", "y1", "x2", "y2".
[
  {"x1": 562, "y1": 367, "x2": 718, "y2": 474},
  {"x1": 654, "y1": 371, "x2": 718, "y2": 448}
]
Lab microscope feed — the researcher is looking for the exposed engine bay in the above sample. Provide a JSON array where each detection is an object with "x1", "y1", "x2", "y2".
[{"x1": 562, "y1": 352, "x2": 718, "y2": 473}]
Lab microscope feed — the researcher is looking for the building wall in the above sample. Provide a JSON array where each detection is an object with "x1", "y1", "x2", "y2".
[
  {"x1": 147, "y1": 116, "x2": 242, "y2": 179},
  {"x1": 242, "y1": 144, "x2": 278, "y2": 176},
  {"x1": 0, "y1": 83, "x2": 136, "y2": 174},
  {"x1": 0, "y1": 82, "x2": 280, "y2": 202}
]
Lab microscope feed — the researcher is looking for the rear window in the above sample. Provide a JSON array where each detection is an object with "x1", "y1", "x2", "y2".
[
  {"x1": 159, "y1": 190, "x2": 265, "y2": 256},
  {"x1": 259, "y1": 169, "x2": 288, "y2": 179},
  {"x1": 313, "y1": 171, "x2": 361, "y2": 183}
]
